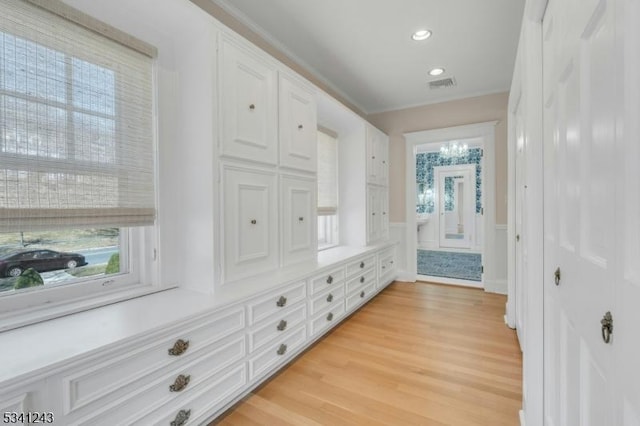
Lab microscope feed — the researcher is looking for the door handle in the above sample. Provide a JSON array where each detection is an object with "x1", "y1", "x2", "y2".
[{"x1": 601, "y1": 311, "x2": 613, "y2": 344}]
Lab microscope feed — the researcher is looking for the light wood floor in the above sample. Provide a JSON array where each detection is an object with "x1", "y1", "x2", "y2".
[{"x1": 213, "y1": 282, "x2": 522, "y2": 426}]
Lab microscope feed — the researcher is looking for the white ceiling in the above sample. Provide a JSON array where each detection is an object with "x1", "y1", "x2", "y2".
[{"x1": 212, "y1": 0, "x2": 525, "y2": 114}]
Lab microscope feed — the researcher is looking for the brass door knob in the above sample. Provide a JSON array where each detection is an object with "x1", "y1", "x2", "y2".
[{"x1": 601, "y1": 311, "x2": 613, "y2": 344}]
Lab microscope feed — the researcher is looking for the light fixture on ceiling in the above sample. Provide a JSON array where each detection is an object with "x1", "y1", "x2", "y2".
[
  {"x1": 412, "y1": 29, "x2": 432, "y2": 41},
  {"x1": 440, "y1": 141, "x2": 469, "y2": 160},
  {"x1": 429, "y1": 67, "x2": 445, "y2": 76}
]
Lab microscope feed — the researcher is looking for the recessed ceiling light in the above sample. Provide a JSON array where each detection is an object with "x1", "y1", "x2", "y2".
[
  {"x1": 429, "y1": 67, "x2": 445, "y2": 76},
  {"x1": 412, "y1": 30, "x2": 432, "y2": 41}
]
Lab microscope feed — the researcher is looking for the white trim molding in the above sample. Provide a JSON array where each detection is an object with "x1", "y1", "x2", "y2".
[{"x1": 404, "y1": 121, "x2": 498, "y2": 291}]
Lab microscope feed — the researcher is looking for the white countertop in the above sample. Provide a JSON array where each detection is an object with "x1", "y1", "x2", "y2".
[{"x1": 0, "y1": 242, "x2": 396, "y2": 389}]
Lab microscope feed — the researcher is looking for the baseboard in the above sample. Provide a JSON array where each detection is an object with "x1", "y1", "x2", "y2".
[
  {"x1": 484, "y1": 279, "x2": 508, "y2": 294},
  {"x1": 519, "y1": 410, "x2": 526, "y2": 426},
  {"x1": 394, "y1": 270, "x2": 415, "y2": 282}
]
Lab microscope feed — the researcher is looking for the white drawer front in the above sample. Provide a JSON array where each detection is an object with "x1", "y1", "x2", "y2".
[
  {"x1": 346, "y1": 283, "x2": 375, "y2": 312},
  {"x1": 248, "y1": 324, "x2": 306, "y2": 381},
  {"x1": 248, "y1": 281, "x2": 306, "y2": 324},
  {"x1": 62, "y1": 306, "x2": 244, "y2": 415},
  {"x1": 346, "y1": 268, "x2": 376, "y2": 295},
  {"x1": 309, "y1": 302, "x2": 345, "y2": 337},
  {"x1": 346, "y1": 255, "x2": 375, "y2": 278},
  {"x1": 68, "y1": 336, "x2": 246, "y2": 426},
  {"x1": 309, "y1": 285, "x2": 345, "y2": 316},
  {"x1": 139, "y1": 364, "x2": 246, "y2": 426},
  {"x1": 248, "y1": 303, "x2": 306, "y2": 352},
  {"x1": 309, "y1": 266, "x2": 345, "y2": 296}
]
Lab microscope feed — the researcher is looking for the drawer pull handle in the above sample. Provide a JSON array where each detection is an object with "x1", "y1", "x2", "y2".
[
  {"x1": 276, "y1": 296, "x2": 287, "y2": 307},
  {"x1": 168, "y1": 339, "x2": 190, "y2": 357},
  {"x1": 169, "y1": 374, "x2": 191, "y2": 392},
  {"x1": 326, "y1": 293, "x2": 334, "y2": 303},
  {"x1": 298, "y1": 216, "x2": 304, "y2": 222},
  {"x1": 382, "y1": 265, "x2": 386, "y2": 270},
  {"x1": 250, "y1": 219, "x2": 257, "y2": 225},
  {"x1": 327, "y1": 312, "x2": 334, "y2": 321},
  {"x1": 298, "y1": 124, "x2": 304, "y2": 130},
  {"x1": 360, "y1": 276, "x2": 365, "y2": 283},
  {"x1": 277, "y1": 344, "x2": 287, "y2": 356},
  {"x1": 360, "y1": 291, "x2": 365, "y2": 298},
  {"x1": 277, "y1": 319, "x2": 287, "y2": 331},
  {"x1": 326, "y1": 275, "x2": 333, "y2": 284},
  {"x1": 390, "y1": 260, "x2": 394, "y2": 264},
  {"x1": 249, "y1": 103, "x2": 255, "y2": 110},
  {"x1": 360, "y1": 261, "x2": 365, "y2": 268},
  {"x1": 170, "y1": 409, "x2": 191, "y2": 426}
]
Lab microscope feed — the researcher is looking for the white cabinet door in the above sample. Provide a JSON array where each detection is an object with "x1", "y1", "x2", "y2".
[
  {"x1": 366, "y1": 185, "x2": 381, "y2": 244},
  {"x1": 366, "y1": 125, "x2": 389, "y2": 186},
  {"x1": 281, "y1": 175, "x2": 316, "y2": 266},
  {"x1": 378, "y1": 134, "x2": 389, "y2": 187},
  {"x1": 279, "y1": 74, "x2": 317, "y2": 172},
  {"x1": 220, "y1": 38, "x2": 277, "y2": 164},
  {"x1": 223, "y1": 165, "x2": 278, "y2": 282},
  {"x1": 380, "y1": 187, "x2": 389, "y2": 240},
  {"x1": 366, "y1": 125, "x2": 379, "y2": 184}
]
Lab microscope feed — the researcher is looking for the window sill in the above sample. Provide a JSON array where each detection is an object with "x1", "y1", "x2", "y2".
[{"x1": 0, "y1": 283, "x2": 176, "y2": 333}]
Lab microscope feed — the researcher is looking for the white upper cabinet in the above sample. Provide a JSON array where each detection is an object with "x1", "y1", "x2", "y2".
[
  {"x1": 366, "y1": 184, "x2": 389, "y2": 244},
  {"x1": 366, "y1": 124, "x2": 389, "y2": 186},
  {"x1": 279, "y1": 74, "x2": 317, "y2": 172},
  {"x1": 222, "y1": 165, "x2": 278, "y2": 282},
  {"x1": 220, "y1": 38, "x2": 278, "y2": 165},
  {"x1": 281, "y1": 175, "x2": 317, "y2": 266}
]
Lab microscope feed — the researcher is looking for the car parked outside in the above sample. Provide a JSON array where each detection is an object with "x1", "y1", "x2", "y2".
[{"x1": 0, "y1": 249, "x2": 88, "y2": 278}]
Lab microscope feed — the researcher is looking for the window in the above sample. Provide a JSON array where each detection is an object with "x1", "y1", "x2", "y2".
[
  {"x1": 317, "y1": 129, "x2": 338, "y2": 249},
  {"x1": 0, "y1": 0, "x2": 158, "y2": 323}
]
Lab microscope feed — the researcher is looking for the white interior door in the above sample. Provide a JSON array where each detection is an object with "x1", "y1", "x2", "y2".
[
  {"x1": 514, "y1": 103, "x2": 527, "y2": 341},
  {"x1": 541, "y1": 0, "x2": 640, "y2": 424},
  {"x1": 436, "y1": 166, "x2": 475, "y2": 249}
]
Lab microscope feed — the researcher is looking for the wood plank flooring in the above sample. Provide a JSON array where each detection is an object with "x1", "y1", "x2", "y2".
[{"x1": 213, "y1": 282, "x2": 522, "y2": 426}]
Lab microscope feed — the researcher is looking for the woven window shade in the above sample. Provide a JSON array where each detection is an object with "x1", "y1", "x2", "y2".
[
  {"x1": 0, "y1": 0, "x2": 156, "y2": 231},
  {"x1": 317, "y1": 130, "x2": 338, "y2": 216}
]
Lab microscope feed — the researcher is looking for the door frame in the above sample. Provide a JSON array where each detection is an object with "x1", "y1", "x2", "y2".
[
  {"x1": 434, "y1": 164, "x2": 476, "y2": 249},
  {"x1": 405, "y1": 121, "x2": 497, "y2": 290}
]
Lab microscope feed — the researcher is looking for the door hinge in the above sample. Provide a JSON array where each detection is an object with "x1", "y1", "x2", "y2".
[
  {"x1": 481, "y1": 265, "x2": 484, "y2": 274},
  {"x1": 481, "y1": 207, "x2": 484, "y2": 215}
]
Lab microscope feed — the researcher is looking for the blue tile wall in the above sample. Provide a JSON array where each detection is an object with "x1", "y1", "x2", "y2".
[{"x1": 416, "y1": 148, "x2": 483, "y2": 214}]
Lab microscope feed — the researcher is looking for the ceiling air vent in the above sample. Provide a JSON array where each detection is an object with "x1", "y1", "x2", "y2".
[{"x1": 429, "y1": 77, "x2": 457, "y2": 89}]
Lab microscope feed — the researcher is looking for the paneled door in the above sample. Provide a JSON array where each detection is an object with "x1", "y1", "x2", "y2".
[
  {"x1": 281, "y1": 175, "x2": 316, "y2": 266},
  {"x1": 543, "y1": 0, "x2": 640, "y2": 424}
]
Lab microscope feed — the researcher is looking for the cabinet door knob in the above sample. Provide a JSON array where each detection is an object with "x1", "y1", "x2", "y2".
[
  {"x1": 360, "y1": 291, "x2": 365, "y2": 298},
  {"x1": 276, "y1": 296, "x2": 287, "y2": 307},
  {"x1": 360, "y1": 276, "x2": 365, "y2": 283},
  {"x1": 327, "y1": 312, "x2": 334, "y2": 321},
  {"x1": 249, "y1": 103, "x2": 255, "y2": 110},
  {"x1": 360, "y1": 261, "x2": 365, "y2": 268},
  {"x1": 326, "y1": 293, "x2": 334, "y2": 302},
  {"x1": 250, "y1": 219, "x2": 257, "y2": 225},
  {"x1": 554, "y1": 267, "x2": 561, "y2": 286},
  {"x1": 277, "y1": 319, "x2": 287, "y2": 331},
  {"x1": 326, "y1": 275, "x2": 333, "y2": 284},
  {"x1": 168, "y1": 339, "x2": 190, "y2": 356},
  {"x1": 169, "y1": 374, "x2": 191, "y2": 392},
  {"x1": 277, "y1": 344, "x2": 287, "y2": 356},
  {"x1": 372, "y1": 212, "x2": 376, "y2": 216},
  {"x1": 298, "y1": 217, "x2": 304, "y2": 222},
  {"x1": 298, "y1": 124, "x2": 304, "y2": 130},
  {"x1": 170, "y1": 409, "x2": 191, "y2": 426},
  {"x1": 383, "y1": 212, "x2": 387, "y2": 215}
]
